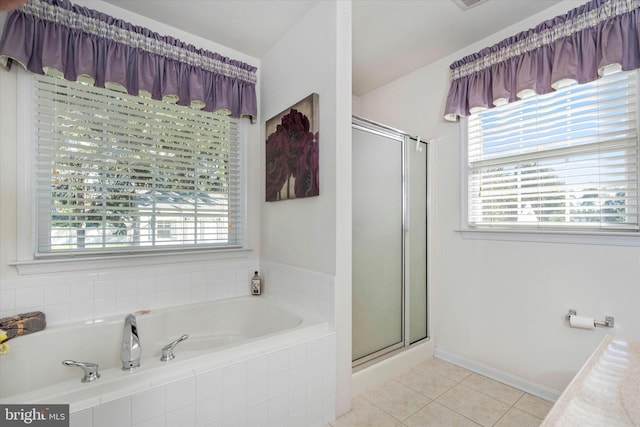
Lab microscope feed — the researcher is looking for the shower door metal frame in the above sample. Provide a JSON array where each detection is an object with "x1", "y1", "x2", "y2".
[{"x1": 352, "y1": 116, "x2": 429, "y2": 368}]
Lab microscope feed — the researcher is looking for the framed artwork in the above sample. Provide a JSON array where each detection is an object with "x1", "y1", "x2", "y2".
[{"x1": 265, "y1": 93, "x2": 319, "y2": 201}]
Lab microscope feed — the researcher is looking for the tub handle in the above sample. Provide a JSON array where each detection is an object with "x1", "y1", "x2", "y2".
[
  {"x1": 160, "y1": 334, "x2": 189, "y2": 362},
  {"x1": 62, "y1": 360, "x2": 100, "y2": 383}
]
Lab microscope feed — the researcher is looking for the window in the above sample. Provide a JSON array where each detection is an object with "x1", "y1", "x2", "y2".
[
  {"x1": 33, "y1": 74, "x2": 242, "y2": 257},
  {"x1": 466, "y1": 69, "x2": 640, "y2": 234},
  {"x1": 156, "y1": 221, "x2": 174, "y2": 240}
]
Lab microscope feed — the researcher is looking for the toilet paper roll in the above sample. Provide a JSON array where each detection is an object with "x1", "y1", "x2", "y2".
[{"x1": 569, "y1": 315, "x2": 595, "y2": 330}]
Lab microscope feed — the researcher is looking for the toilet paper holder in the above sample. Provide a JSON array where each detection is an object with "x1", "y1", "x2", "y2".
[{"x1": 567, "y1": 310, "x2": 615, "y2": 328}]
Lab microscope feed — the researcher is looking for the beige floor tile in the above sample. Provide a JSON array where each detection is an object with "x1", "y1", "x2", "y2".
[
  {"x1": 461, "y1": 373, "x2": 525, "y2": 405},
  {"x1": 361, "y1": 379, "x2": 431, "y2": 421},
  {"x1": 395, "y1": 366, "x2": 458, "y2": 400},
  {"x1": 333, "y1": 397, "x2": 402, "y2": 427},
  {"x1": 404, "y1": 402, "x2": 481, "y2": 427},
  {"x1": 423, "y1": 358, "x2": 474, "y2": 382},
  {"x1": 514, "y1": 394, "x2": 553, "y2": 420},
  {"x1": 436, "y1": 384, "x2": 510, "y2": 427},
  {"x1": 494, "y1": 407, "x2": 543, "y2": 427},
  {"x1": 336, "y1": 359, "x2": 551, "y2": 427}
]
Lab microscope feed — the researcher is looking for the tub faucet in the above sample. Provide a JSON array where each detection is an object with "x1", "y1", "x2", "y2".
[
  {"x1": 121, "y1": 313, "x2": 141, "y2": 370},
  {"x1": 160, "y1": 334, "x2": 189, "y2": 362},
  {"x1": 62, "y1": 360, "x2": 100, "y2": 383}
]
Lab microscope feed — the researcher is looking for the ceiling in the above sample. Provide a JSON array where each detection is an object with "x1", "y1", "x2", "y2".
[{"x1": 102, "y1": 0, "x2": 563, "y2": 96}]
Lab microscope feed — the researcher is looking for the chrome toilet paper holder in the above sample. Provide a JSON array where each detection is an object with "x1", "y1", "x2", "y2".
[{"x1": 567, "y1": 310, "x2": 615, "y2": 328}]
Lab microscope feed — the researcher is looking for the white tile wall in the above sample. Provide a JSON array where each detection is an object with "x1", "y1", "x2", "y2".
[
  {"x1": 69, "y1": 333, "x2": 337, "y2": 427},
  {"x1": 69, "y1": 408, "x2": 92, "y2": 427},
  {"x1": 259, "y1": 261, "x2": 335, "y2": 328},
  {"x1": 1, "y1": 259, "x2": 258, "y2": 325},
  {"x1": 93, "y1": 397, "x2": 132, "y2": 427},
  {"x1": 132, "y1": 388, "x2": 165, "y2": 425}
]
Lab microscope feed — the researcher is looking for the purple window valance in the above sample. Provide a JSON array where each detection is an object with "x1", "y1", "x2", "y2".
[
  {"x1": 444, "y1": 0, "x2": 640, "y2": 122},
  {"x1": 0, "y1": 0, "x2": 258, "y2": 121}
]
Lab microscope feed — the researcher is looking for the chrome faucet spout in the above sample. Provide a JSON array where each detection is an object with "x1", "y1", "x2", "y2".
[{"x1": 121, "y1": 313, "x2": 141, "y2": 371}]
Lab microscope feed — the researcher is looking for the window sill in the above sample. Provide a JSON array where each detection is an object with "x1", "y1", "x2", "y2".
[
  {"x1": 10, "y1": 247, "x2": 253, "y2": 275},
  {"x1": 458, "y1": 228, "x2": 640, "y2": 247}
]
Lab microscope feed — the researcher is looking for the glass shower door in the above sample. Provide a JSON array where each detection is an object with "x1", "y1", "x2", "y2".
[
  {"x1": 407, "y1": 139, "x2": 428, "y2": 344},
  {"x1": 352, "y1": 117, "x2": 428, "y2": 365},
  {"x1": 352, "y1": 125, "x2": 404, "y2": 362}
]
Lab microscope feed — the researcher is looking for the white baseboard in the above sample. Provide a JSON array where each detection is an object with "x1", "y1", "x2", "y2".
[{"x1": 434, "y1": 348, "x2": 561, "y2": 403}]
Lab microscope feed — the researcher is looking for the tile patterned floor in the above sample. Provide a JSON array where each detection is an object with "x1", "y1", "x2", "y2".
[{"x1": 331, "y1": 358, "x2": 554, "y2": 427}]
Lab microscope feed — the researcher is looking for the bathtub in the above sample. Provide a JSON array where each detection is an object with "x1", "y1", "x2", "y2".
[{"x1": 0, "y1": 295, "x2": 335, "y2": 426}]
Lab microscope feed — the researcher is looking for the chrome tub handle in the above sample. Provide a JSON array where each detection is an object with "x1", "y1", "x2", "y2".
[
  {"x1": 160, "y1": 334, "x2": 189, "y2": 362},
  {"x1": 62, "y1": 360, "x2": 100, "y2": 383}
]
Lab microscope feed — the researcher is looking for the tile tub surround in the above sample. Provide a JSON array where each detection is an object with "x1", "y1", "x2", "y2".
[
  {"x1": 0, "y1": 259, "x2": 258, "y2": 326},
  {"x1": 69, "y1": 333, "x2": 337, "y2": 427},
  {"x1": 1, "y1": 260, "x2": 339, "y2": 426},
  {"x1": 542, "y1": 335, "x2": 640, "y2": 426},
  {"x1": 259, "y1": 261, "x2": 335, "y2": 329},
  {"x1": 332, "y1": 358, "x2": 553, "y2": 427}
]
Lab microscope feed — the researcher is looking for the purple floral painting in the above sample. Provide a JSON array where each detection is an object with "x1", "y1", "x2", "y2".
[{"x1": 265, "y1": 93, "x2": 319, "y2": 201}]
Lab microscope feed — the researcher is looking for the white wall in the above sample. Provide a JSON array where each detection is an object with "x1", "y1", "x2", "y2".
[
  {"x1": 352, "y1": 95, "x2": 361, "y2": 116},
  {"x1": 260, "y1": 0, "x2": 352, "y2": 416},
  {"x1": 0, "y1": 1, "x2": 262, "y2": 325},
  {"x1": 358, "y1": 0, "x2": 640, "y2": 398},
  {"x1": 260, "y1": 2, "x2": 338, "y2": 276}
]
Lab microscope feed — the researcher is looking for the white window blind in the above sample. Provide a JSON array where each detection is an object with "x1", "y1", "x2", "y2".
[
  {"x1": 34, "y1": 74, "x2": 242, "y2": 256},
  {"x1": 467, "y1": 69, "x2": 640, "y2": 232}
]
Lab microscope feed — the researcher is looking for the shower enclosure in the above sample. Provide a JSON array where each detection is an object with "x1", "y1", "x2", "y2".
[{"x1": 352, "y1": 116, "x2": 428, "y2": 366}]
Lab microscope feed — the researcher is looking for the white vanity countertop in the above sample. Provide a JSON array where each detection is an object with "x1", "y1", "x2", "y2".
[{"x1": 542, "y1": 335, "x2": 640, "y2": 426}]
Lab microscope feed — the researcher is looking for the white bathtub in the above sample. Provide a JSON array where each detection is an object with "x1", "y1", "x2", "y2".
[{"x1": 0, "y1": 295, "x2": 331, "y2": 416}]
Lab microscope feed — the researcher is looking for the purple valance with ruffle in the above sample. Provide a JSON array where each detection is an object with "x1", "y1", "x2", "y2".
[
  {"x1": 0, "y1": 0, "x2": 257, "y2": 121},
  {"x1": 444, "y1": 0, "x2": 640, "y2": 121}
]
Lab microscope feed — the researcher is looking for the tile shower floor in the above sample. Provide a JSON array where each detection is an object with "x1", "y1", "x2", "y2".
[{"x1": 331, "y1": 358, "x2": 553, "y2": 427}]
